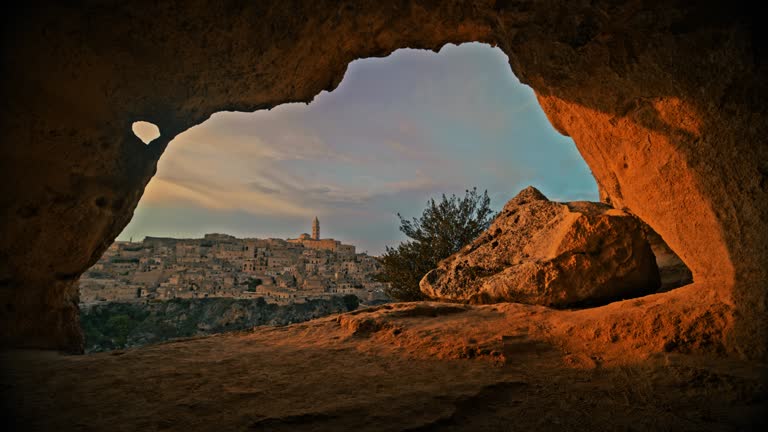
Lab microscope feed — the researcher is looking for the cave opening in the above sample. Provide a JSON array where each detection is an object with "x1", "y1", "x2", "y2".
[
  {"x1": 132, "y1": 121, "x2": 161, "y2": 144},
  {"x1": 79, "y1": 43, "x2": 690, "y2": 352}
]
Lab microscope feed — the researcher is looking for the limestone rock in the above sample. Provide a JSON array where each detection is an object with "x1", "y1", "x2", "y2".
[{"x1": 420, "y1": 187, "x2": 660, "y2": 307}]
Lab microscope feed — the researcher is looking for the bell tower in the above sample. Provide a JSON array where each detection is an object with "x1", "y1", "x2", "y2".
[{"x1": 312, "y1": 216, "x2": 320, "y2": 240}]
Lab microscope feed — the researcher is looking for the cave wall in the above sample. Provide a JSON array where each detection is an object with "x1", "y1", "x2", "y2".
[{"x1": 1, "y1": 1, "x2": 765, "y2": 356}]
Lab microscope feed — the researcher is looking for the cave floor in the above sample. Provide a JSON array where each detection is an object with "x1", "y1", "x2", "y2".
[{"x1": 3, "y1": 301, "x2": 767, "y2": 431}]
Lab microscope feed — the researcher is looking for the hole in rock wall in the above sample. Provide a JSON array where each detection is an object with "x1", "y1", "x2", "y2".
[
  {"x1": 640, "y1": 225, "x2": 693, "y2": 293},
  {"x1": 80, "y1": 43, "x2": 689, "y2": 352},
  {"x1": 132, "y1": 121, "x2": 161, "y2": 144}
]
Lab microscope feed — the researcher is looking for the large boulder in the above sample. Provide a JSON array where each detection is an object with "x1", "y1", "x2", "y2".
[{"x1": 420, "y1": 187, "x2": 660, "y2": 307}]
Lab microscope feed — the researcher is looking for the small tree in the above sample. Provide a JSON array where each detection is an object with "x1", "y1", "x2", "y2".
[
  {"x1": 378, "y1": 188, "x2": 495, "y2": 301},
  {"x1": 245, "y1": 277, "x2": 262, "y2": 292},
  {"x1": 105, "y1": 314, "x2": 135, "y2": 348}
]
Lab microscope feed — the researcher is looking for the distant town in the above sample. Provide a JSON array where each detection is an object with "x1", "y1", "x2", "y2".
[{"x1": 79, "y1": 217, "x2": 390, "y2": 306}]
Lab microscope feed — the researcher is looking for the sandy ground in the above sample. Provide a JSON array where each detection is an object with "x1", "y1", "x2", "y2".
[{"x1": 2, "y1": 300, "x2": 767, "y2": 431}]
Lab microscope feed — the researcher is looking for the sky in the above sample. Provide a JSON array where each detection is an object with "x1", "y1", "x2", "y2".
[{"x1": 120, "y1": 43, "x2": 598, "y2": 255}]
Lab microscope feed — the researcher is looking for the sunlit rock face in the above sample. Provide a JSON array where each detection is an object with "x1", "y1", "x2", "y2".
[
  {"x1": 421, "y1": 187, "x2": 660, "y2": 306},
  {"x1": 0, "y1": 1, "x2": 764, "y2": 356}
]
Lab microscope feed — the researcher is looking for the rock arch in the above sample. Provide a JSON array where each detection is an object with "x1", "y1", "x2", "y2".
[{"x1": 1, "y1": 1, "x2": 765, "y2": 357}]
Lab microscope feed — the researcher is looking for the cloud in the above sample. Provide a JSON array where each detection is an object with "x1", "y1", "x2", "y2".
[
  {"x1": 143, "y1": 101, "x2": 459, "y2": 217},
  {"x1": 384, "y1": 140, "x2": 431, "y2": 161},
  {"x1": 124, "y1": 42, "x2": 598, "y2": 255},
  {"x1": 247, "y1": 182, "x2": 280, "y2": 194},
  {"x1": 142, "y1": 175, "x2": 312, "y2": 217}
]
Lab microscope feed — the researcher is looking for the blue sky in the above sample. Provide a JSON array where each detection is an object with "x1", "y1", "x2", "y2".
[{"x1": 121, "y1": 43, "x2": 598, "y2": 254}]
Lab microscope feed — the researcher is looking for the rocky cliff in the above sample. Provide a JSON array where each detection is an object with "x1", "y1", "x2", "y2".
[{"x1": 80, "y1": 296, "x2": 359, "y2": 352}]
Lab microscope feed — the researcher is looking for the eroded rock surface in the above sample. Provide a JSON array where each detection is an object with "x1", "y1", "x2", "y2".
[
  {"x1": 421, "y1": 187, "x2": 659, "y2": 306},
  {"x1": 2, "y1": 297, "x2": 762, "y2": 432}
]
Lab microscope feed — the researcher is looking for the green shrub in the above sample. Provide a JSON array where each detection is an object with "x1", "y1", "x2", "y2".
[{"x1": 378, "y1": 188, "x2": 495, "y2": 301}]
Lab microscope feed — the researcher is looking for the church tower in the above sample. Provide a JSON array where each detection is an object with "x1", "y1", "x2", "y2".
[{"x1": 312, "y1": 216, "x2": 320, "y2": 240}]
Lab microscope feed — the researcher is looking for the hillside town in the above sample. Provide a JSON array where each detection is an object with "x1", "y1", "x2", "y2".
[{"x1": 79, "y1": 217, "x2": 390, "y2": 306}]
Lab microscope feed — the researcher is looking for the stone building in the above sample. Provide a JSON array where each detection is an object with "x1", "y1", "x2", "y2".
[
  {"x1": 79, "y1": 216, "x2": 387, "y2": 306},
  {"x1": 288, "y1": 217, "x2": 356, "y2": 255},
  {"x1": 312, "y1": 216, "x2": 320, "y2": 240}
]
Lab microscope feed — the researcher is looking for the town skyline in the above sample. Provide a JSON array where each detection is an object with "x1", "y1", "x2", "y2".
[
  {"x1": 82, "y1": 215, "x2": 388, "y2": 308},
  {"x1": 121, "y1": 215, "x2": 380, "y2": 255}
]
